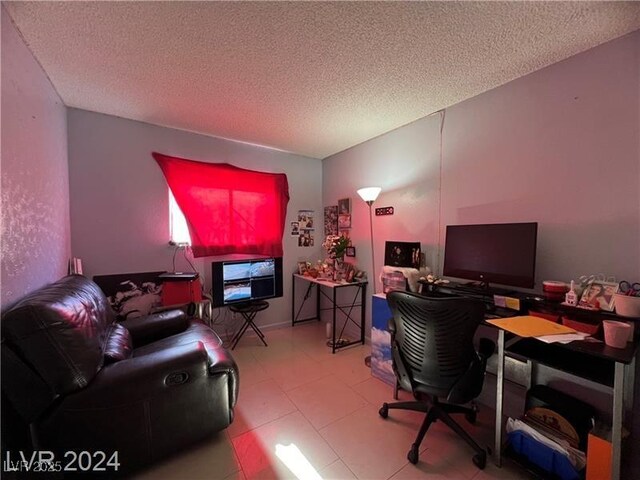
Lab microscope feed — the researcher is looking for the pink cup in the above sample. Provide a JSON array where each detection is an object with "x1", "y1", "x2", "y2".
[{"x1": 602, "y1": 320, "x2": 631, "y2": 348}]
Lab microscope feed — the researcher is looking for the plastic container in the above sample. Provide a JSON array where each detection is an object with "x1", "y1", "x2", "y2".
[
  {"x1": 561, "y1": 316, "x2": 599, "y2": 336},
  {"x1": 543, "y1": 281, "x2": 569, "y2": 302},
  {"x1": 614, "y1": 293, "x2": 640, "y2": 318},
  {"x1": 602, "y1": 320, "x2": 631, "y2": 348}
]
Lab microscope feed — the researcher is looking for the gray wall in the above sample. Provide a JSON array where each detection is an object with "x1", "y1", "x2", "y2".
[
  {"x1": 67, "y1": 109, "x2": 323, "y2": 330},
  {"x1": 0, "y1": 8, "x2": 70, "y2": 307},
  {"x1": 323, "y1": 30, "x2": 640, "y2": 338}
]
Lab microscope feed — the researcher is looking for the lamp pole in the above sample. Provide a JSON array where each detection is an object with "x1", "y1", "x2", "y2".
[{"x1": 366, "y1": 200, "x2": 376, "y2": 294}]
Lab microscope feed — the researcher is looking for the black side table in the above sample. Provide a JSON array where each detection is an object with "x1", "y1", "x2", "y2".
[{"x1": 228, "y1": 300, "x2": 269, "y2": 349}]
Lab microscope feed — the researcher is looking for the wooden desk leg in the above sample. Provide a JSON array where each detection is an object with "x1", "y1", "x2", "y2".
[
  {"x1": 611, "y1": 361, "x2": 624, "y2": 480},
  {"x1": 494, "y1": 329, "x2": 505, "y2": 467}
]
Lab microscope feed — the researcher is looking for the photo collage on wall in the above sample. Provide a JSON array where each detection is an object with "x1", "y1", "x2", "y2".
[
  {"x1": 292, "y1": 210, "x2": 314, "y2": 247},
  {"x1": 324, "y1": 206, "x2": 338, "y2": 236},
  {"x1": 324, "y1": 199, "x2": 352, "y2": 239},
  {"x1": 337, "y1": 197, "x2": 351, "y2": 238}
]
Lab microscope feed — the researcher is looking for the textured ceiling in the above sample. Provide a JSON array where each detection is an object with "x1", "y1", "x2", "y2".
[{"x1": 5, "y1": 2, "x2": 640, "y2": 159}]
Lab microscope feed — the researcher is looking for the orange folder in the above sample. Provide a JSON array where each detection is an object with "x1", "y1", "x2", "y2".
[{"x1": 486, "y1": 315, "x2": 576, "y2": 337}]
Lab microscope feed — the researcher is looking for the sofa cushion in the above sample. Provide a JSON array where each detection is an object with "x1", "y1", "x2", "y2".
[
  {"x1": 1, "y1": 275, "x2": 116, "y2": 394},
  {"x1": 104, "y1": 323, "x2": 133, "y2": 364}
]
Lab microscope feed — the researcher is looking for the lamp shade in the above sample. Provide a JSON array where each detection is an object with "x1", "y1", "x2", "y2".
[{"x1": 357, "y1": 187, "x2": 382, "y2": 203}]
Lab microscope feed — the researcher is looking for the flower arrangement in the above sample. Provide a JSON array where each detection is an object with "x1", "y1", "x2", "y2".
[{"x1": 322, "y1": 234, "x2": 351, "y2": 259}]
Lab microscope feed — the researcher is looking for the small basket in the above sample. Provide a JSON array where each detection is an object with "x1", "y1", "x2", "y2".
[{"x1": 614, "y1": 293, "x2": 640, "y2": 318}]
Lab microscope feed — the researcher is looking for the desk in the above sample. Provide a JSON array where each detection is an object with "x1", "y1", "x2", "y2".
[
  {"x1": 291, "y1": 274, "x2": 367, "y2": 353},
  {"x1": 494, "y1": 328, "x2": 638, "y2": 480}
]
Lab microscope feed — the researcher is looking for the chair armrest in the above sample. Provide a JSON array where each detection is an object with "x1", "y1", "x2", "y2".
[
  {"x1": 62, "y1": 342, "x2": 208, "y2": 408},
  {"x1": 120, "y1": 309, "x2": 188, "y2": 346}
]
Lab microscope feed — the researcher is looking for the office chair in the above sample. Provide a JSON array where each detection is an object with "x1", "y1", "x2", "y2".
[{"x1": 380, "y1": 291, "x2": 495, "y2": 469}]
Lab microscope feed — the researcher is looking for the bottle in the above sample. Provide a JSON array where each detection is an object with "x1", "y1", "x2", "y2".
[{"x1": 565, "y1": 280, "x2": 578, "y2": 306}]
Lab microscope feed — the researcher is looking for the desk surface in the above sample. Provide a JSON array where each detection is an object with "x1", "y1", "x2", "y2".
[{"x1": 293, "y1": 273, "x2": 367, "y2": 289}]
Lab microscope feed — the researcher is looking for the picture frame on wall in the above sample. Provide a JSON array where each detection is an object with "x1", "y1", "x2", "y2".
[
  {"x1": 345, "y1": 246, "x2": 356, "y2": 257},
  {"x1": 338, "y1": 214, "x2": 351, "y2": 229},
  {"x1": 384, "y1": 241, "x2": 421, "y2": 269},
  {"x1": 338, "y1": 198, "x2": 351, "y2": 215},
  {"x1": 579, "y1": 280, "x2": 619, "y2": 311}
]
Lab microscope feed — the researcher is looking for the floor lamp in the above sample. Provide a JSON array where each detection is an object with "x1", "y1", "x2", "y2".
[
  {"x1": 357, "y1": 187, "x2": 381, "y2": 292},
  {"x1": 357, "y1": 187, "x2": 381, "y2": 368}
]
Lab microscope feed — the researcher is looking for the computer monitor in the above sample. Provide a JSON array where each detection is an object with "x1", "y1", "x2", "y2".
[
  {"x1": 211, "y1": 257, "x2": 283, "y2": 307},
  {"x1": 442, "y1": 222, "x2": 538, "y2": 289}
]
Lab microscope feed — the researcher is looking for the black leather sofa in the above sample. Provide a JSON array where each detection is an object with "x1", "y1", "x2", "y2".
[{"x1": 1, "y1": 275, "x2": 238, "y2": 475}]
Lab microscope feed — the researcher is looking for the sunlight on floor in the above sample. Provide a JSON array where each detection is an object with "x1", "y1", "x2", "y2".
[{"x1": 275, "y1": 443, "x2": 322, "y2": 480}]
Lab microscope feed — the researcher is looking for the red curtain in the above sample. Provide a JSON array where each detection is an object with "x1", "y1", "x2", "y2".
[{"x1": 153, "y1": 152, "x2": 289, "y2": 258}]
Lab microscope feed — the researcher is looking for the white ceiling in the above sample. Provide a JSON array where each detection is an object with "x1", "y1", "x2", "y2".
[{"x1": 5, "y1": 2, "x2": 640, "y2": 159}]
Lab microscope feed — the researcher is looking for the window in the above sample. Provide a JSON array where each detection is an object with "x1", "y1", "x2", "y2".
[
  {"x1": 169, "y1": 190, "x2": 191, "y2": 245},
  {"x1": 154, "y1": 152, "x2": 289, "y2": 258}
]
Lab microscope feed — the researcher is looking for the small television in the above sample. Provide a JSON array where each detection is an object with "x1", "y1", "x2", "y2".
[
  {"x1": 443, "y1": 222, "x2": 538, "y2": 289},
  {"x1": 211, "y1": 257, "x2": 283, "y2": 308}
]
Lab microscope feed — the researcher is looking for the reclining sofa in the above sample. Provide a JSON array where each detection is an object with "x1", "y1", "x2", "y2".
[{"x1": 1, "y1": 274, "x2": 238, "y2": 474}]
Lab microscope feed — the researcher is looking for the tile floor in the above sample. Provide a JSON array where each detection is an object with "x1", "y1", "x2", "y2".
[{"x1": 133, "y1": 322, "x2": 535, "y2": 480}]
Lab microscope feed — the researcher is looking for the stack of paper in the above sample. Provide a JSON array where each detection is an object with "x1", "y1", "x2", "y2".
[
  {"x1": 486, "y1": 316, "x2": 577, "y2": 337},
  {"x1": 535, "y1": 332, "x2": 590, "y2": 344}
]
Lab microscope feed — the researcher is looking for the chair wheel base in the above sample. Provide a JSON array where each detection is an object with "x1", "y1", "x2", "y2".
[
  {"x1": 407, "y1": 445, "x2": 419, "y2": 464},
  {"x1": 379, "y1": 403, "x2": 389, "y2": 419},
  {"x1": 465, "y1": 410, "x2": 477, "y2": 424},
  {"x1": 465, "y1": 403, "x2": 478, "y2": 424},
  {"x1": 472, "y1": 451, "x2": 486, "y2": 470}
]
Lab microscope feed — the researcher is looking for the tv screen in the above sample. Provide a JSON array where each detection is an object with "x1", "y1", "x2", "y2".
[
  {"x1": 442, "y1": 222, "x2": 538, "y2": 289},
  {"x1": 212, "y1": 257, "x2": 283, "y2": 307}
]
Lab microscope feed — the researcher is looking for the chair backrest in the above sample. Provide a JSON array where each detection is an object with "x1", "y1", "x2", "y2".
[{"x1": 387, "y1": 291, "x2": 485, "y2": 400}]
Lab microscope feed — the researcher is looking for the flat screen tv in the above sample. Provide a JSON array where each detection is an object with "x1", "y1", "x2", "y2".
[
  {"x1": 442, "y1": 222, "x2": 538, "y2": 289},
  {"x1": 211, "y1": 257, "x2": 283, "y2": 308}
]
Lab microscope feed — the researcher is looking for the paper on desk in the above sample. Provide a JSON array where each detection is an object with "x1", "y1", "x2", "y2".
[
  {"x1": 535, "y1": 332, "x2": 590, "y2": 344},
  {"x1": 486, "y1": 316, "x2": 576, "y2": 337}
]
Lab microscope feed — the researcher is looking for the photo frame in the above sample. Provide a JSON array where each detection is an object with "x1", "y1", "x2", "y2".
[
  {"x1": 345, "y1": 246, "x2": 356, "y2": 257},
  {"x1": 297, "y1": 261, "x2": 308, "y2": 275},
  {"x1": 579, "y1": 280, "x2": 619, "y2": 312},
  {"x1": 384, "y1": 241, "x2": 421, "y2": 269},
  {"x1": 338, "y1": 198, "x2": 351, "y2": 215},
  {"x1": 354, "y1": 270, "x2": 367, "y2": 281},
  {"x1": 338, "y1": 214, "x2": 351, "y2": 229}
]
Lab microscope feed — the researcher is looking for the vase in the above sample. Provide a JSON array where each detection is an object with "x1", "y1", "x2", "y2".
[{"x1": 333, "y1": 257, "x2": 344, "y2": 281}]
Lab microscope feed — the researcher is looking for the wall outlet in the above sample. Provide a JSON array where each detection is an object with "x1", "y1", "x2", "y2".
[{"x1": 375, "y1": 206, "x2": 394, "y2": 216}]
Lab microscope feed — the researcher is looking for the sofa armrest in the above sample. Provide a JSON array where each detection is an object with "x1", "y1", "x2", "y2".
[
  {"x1": 120, "y1": 309, "x2": 188, "y2": 346},
  {"x1": 206, "y1": 345, "x2": 239, "y2": 408},
  {"x1": 61, "y1": 342, "x2": 209, "y2": 408}
]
